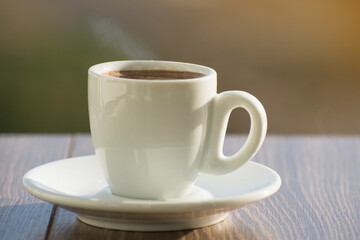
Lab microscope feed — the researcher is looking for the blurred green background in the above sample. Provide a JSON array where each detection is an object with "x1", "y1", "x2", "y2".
[{"x1": 1, "y1": 0, "x2": 359, "y2": 133}]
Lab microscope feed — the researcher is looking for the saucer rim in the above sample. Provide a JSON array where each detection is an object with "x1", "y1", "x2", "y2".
[{"x1": 23, "y1": 155, "x2": 281, "y2": 213}]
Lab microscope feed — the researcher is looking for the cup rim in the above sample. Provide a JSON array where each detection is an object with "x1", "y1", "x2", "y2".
[{"x1": 88, "y1": 60, "x2": 216, "y2": 83}]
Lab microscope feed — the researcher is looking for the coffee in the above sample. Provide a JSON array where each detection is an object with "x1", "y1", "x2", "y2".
[{"x1": 103, "y1": 70, "x2": 205, "y2": 80}]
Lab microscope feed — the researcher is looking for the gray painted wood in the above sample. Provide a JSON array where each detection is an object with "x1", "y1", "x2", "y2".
[
  {"x1": 0, "y1": 135, "x2": 71, "y2": 240},
  {"x1": 1, "y1": 134, "x2": 359, "y2": 239}
]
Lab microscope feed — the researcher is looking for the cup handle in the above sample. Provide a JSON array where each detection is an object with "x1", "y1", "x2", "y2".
[{"x1": 200, "y1": 91, "x2": 267, "y2": 175}]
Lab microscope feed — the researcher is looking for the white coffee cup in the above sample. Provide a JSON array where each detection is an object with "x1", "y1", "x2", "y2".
[{"x1": 88, "y1": 60, "x2": 267, "y2": 200}]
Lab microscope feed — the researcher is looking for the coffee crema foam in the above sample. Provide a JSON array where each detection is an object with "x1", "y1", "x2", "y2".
[{"x1": 103, "y1": 70, "x2": 205, "y2": 80}]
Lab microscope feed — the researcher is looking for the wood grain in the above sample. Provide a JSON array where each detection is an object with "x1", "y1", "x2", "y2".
[
  {"x1": 237, "y1": 135, "x2": 360, "y2": 239},
  {"x1": 47, "y1": 134, "x2": 360, "y2": 239},
  {"x1": 0, "y1": 134, "x2": 71, "y2": 240},
  {"x1": 2, "y1": 134, "x2": 359, "y2": 239}
]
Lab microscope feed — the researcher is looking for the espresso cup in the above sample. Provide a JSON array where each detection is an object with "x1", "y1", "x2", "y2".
[{"x1": 88, "y1": 60, "x2": 267, "y2": 200}]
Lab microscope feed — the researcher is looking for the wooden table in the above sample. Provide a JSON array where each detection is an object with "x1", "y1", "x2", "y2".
[{"x1": 0, "y1": 134, "x2": 359, "y2": 239}]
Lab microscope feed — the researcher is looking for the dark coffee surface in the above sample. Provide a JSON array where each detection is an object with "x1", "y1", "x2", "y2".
[{"x1": 103, "y1": 70, "x2": 205, "y2": 80}]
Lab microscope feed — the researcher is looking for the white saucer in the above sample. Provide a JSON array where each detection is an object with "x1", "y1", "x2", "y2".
[{"x1": 23, "y1": 155, "x2": 281, "y2": 231}]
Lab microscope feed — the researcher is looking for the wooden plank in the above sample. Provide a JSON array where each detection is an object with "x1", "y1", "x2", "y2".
[
  {"x1": 70, "y1": 133, "x2": 95, "y2": 157},
  {"x1": 0, "y1": 134, "x2": 72, "y2": 240},
  {"x1": 48, "y1": 134, "x2": 360, "y2": 239},
  {"x1": 235, "y1": 135, "x2": 360, "y2": 239}
]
